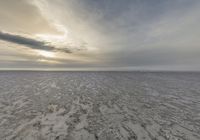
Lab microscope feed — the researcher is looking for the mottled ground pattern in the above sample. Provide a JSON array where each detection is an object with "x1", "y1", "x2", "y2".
[{"x1": 0, "y1": 71, "x2": 200, "y2": 140}]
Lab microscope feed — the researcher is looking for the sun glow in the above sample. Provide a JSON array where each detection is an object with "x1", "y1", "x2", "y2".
[
  {"x1": 36, "y1": 34, "x2": 67, "y2": 43},
  {"x1": 37, "y1": 50, "x2": 55, "y2": 58},
  {"x1": 36, "y1": 24, "x2": 68, "y2": 44}
]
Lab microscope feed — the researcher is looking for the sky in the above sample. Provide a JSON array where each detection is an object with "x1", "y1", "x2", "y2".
[{"x1": 0, "y1": 0, "x2": 200, "y2": 71}]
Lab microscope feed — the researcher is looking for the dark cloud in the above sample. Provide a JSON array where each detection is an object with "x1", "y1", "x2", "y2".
[{"x1": 0, "y1": 31, "x2": 72, "y2": 53}]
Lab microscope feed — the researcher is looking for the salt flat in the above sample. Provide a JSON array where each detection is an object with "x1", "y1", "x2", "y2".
[{"x1": 0, "y1": 71, "x2": 200, "y2": 140}]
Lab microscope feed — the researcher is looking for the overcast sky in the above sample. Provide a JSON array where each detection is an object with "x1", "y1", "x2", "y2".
[{"x1": 0, "y1": 0, "x2": 200, "y2": 70}]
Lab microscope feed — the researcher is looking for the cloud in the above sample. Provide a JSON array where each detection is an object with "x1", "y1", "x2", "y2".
[
  {"x1": 0, "y1": 0, "x2": 59, "y2": 34},
  {"x1": 0, "y1": 31, "x2": 72, "y2": 53},
  {"x1": 1, "y1": 0, "x2": 200, "y2": 70}
]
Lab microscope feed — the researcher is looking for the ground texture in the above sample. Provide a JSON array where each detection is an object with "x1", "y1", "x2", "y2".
[{"x1": 0, "y1": 71, "x2": 200, "y2": 140}]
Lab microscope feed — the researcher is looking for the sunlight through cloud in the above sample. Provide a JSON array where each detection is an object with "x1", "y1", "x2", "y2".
[{"x1": 36, "y1": 50, "x2": 55, "y2": 58}]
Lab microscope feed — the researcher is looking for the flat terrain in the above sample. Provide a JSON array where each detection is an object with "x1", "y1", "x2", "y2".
[{"x1": 0, "y1": 71, "x2": 200, "y2": 140}]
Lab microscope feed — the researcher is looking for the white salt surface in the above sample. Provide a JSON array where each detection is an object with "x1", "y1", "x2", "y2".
[{"x1": 0, "y1": 71, "x2": 200, "y2": 140}]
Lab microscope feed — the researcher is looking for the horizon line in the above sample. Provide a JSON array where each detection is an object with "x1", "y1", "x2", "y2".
[{"x1": 0, "y1": 68, "x2": 200, "y2": 73}]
